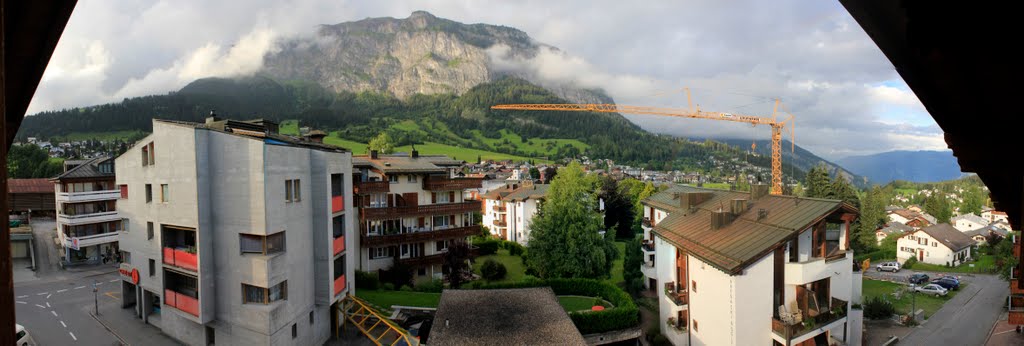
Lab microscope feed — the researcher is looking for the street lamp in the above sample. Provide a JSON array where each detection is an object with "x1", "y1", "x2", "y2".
[{"x1": 93, "y1": 279, "x2": 99, "y2": 315}]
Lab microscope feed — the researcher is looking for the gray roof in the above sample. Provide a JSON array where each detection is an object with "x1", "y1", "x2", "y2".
[
  {"x1": 952, "y1": 213, "x2": 989, "y2": 226},
  {"x1": 428, "y1": 288, "x2": 585, "y2": 346},
  {"x1": 505, "y1": 184, "x2": 550, "y2": 202},
  {"x1": 352, "y1": 154, "x2": 462, "y2": 173},
  {"x1": 156, "y1": 119, "x2": 349, "y2": 153},
  {"x1": 879, "y1": 222, "x2": 915, "y2": 235},
  {"x1": 965, "y1": 224, "x2": 1010, "y2": 238},
  {"x1": 911, "y1": 224, "x2": 975, "y2": 251},
  {"x1": 921, "y1": 213, "x2": 938, "y2": 225},
  {"x1": 52, "y1": 156, "x2": 114, "y2": 180}
]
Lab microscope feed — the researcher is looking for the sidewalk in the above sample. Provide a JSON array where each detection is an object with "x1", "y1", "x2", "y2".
[
  {"x1": 92, "y1": 295, "x2": 181, "y2": 346},
  {"x1": 985, "y1": 312, "x2": 1024, "y2": 345}
]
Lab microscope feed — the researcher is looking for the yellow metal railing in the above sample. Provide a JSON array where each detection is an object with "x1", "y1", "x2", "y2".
[{"x1": 337, "y1": 294, "x2": 419, "y2": 346}]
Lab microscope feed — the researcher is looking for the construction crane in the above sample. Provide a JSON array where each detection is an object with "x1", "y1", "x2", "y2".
[{"x1": 491, "y1": 89, "x2": 795, "y2": 195}]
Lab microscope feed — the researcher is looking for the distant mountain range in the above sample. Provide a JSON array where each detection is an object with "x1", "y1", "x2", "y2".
[
  {"x1": 836, "y1": 150, "x2": 963, "y2": 183},
  {"x1": 718, "y1": 139, "x2": 870, "y2": 188}
]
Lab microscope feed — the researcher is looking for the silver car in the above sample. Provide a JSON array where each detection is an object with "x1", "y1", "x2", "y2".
[
  {"x1": 913, "y1": 283, "x2": 948, "y2": 297},
  {"x1": 876, "y1": 262, "x2": 901, "y2": 272}
]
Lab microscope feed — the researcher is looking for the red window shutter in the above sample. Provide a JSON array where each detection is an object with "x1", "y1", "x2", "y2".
[
  {"x1": 120, "y1": 185, "x2": 128, "y2": 199},
  {"x1": 418, "y1": 217, "x2": 425, "y2": 227},
  {"x1": 449, "y1": 191, "x2": 455, "y2": 202},
  {"x1": 431, "y1": 193, "x2": 437, "y2": 203}
]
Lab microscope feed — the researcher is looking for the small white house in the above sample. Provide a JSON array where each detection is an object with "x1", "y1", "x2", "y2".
[
  {"x1": 951, "y1": 213, "x2": 989, "y2": 232},
  {"x1": 982, "y1": 209, "x2": 1009, "y2": 224},
  {"x1": 896, "y1": 224, "x2": 974, "y2": 266}
]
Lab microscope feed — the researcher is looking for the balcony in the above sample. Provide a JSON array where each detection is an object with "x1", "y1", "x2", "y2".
[
  {"x1": 642, "y1": 240, "x2": 656, "y2": 253},
  {"x1": 56, "y1": 189, "x2": 120, "y2": 203},
  {"x1": 165, "y1": 288, "x2": 199, "y2": 317},
  {"x1": 65, "y1": 231, "x2": 119, "y2": 249},
  {"x1": 494, "y1": 205, "x2": 507, "y2": 213},
  {"x1": 772, "y1": 297, "x2": 848, "y2": 343},
  {"x1": 492, "y1": 219, "x2": 507, "y2": 228},
  {"x1": 334, "y1": 274, "x2": 347, "y2": 297},
  {"x1": 423, "y1": 177, "x2": 483, "y2": 191},
  {"x1": 163, "y1": 247, "x2": 198, "y2": 272},
  {"x1": 57, "y1": 211, "x2": 120, "y2": 226},
  {"x1": 354, "y1": 181, "x2": 390, "y2": 195},
  {"x1": 332, "y1": 195, "x2": 345, "y2": 213},
  {"x1": 664, "y1": 282, "x2": 689, "y2": 307},
  {"x1": 785, "y1": 251, "x2": 851, "y2": 286},
  {"x1": 333, "y1": 235, "x2": 346, "y2": 256},
  {"x1": 363, "y1": 225, "x2": 480, "y2": 247},
  {"x1": 642, "y1": 217, "x2": 653, "y2": 229},
  {"x1": 399, "y1": 247, "x2": 479, "y2": 267},
  {"x1": 360, "y1": 201, "x2": 481, "y2": 220},
  {"x1": 641, "y1": 261, "x2": 656, "y2": 279}
]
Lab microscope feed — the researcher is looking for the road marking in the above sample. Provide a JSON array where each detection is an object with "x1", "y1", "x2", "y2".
[
  {"x1": 110, "y1": 279, "x2": 119, "y2": 282},
  {"x1": 36, "y1": 292, "x2": 48, "y2": 296},
  {"x1": 51, "y1": 310, "x2": 58, "y2": 317},
  {"x1": 15, "y1": 301, "x2": 26, "y2": 304},
  {"x1": 69, "y1": 332, "x2": 77, "y2": 341},
  {"x1": 57, "y1": 289, "x2": 68, "y2": 293},
  {"x1": 105, "y1": 292, "x2": 120, "y2": 299},
  {"x1": 17, "y1": 295, "x2": 28, "y2": 298},
  {"x1": 46, "y1": 302, "x2": 51, "y2": 308},
  {"x1": 46, "y1": 294, "x2": 52, "y2": 300},
  {"x1": 74, "y1": 286, "x2": 85, "y2": 290},
  {"x1": 60, "y1": 320, "x2": 67, "y2": 328},
  {"x1": 35, "y1": 304, "x2": 46, "y2": 309}
]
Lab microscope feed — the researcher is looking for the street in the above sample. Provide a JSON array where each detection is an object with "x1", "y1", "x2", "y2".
[
  {"x1": 865, "y1": 268, "x2": 1009, "y2": 345},
  {"x1": 15, "y1": 270, "x2": 123, "y2": 345}
]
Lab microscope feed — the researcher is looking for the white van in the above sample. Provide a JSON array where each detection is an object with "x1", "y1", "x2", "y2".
[{"x1": 16, "y1": 324, "x2": 36, "y2": 346}]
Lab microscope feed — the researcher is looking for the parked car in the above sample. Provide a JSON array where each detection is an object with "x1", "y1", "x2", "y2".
[
  {"x1": 876, "y1": 262, "x2": 901, "y2": 272},
  {"x1": 908, "y1": 273, "x2": 930, "y2": 284},
  {"x1": 16, "y1": 324, "x2": 35, "y2": 346},
  {"x1": 932, "y1": 278, "x2": 960, "y2": 290},
  {"x1": 913, "y1": 283, "x2": 949, "y2": 297},
  {"x1": 938, "y1": 275, "x2": 960, "y2": 284}
]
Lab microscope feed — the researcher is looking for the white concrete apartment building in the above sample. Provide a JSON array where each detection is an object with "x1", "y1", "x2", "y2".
[
  {"x1": 481, "y1": 183, "x2": 550, "y2": 244},
  {"x1": 951, "y1": 213, "x2": 989, "y2": 232},
  {"x1": 51, "y1": 156, "x2": 123, "y2": 265},
  {"x1": 896, "y1": 224, "x2": 973, "y2": 266},
  {"x1": 353, "y1": 152, "x2": 482, "y2": 283},
  {"x1": 115, "y1": 117, "x2": 355, "y2": 346},
  {"x1": 643, "y1": 185, "x2": 862, "y2": 346}
]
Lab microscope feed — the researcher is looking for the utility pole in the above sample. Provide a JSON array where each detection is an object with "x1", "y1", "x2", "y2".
[{"x1": 93, "y1": 280, "x2": 99, "y2": 315}]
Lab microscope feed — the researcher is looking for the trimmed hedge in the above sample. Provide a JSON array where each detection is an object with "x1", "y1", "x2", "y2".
[
  {"x1": 474, "y1": 278, "x2": 639, "y2": 334},
  {"x1": 854, "y1": 250, "x2": 895, "y2": 264},
  {"x1": 475, "y1": 239, "x2": 500, "y2": 255}
]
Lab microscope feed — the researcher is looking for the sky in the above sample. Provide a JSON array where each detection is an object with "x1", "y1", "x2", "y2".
[{"x1": 29, "y1": 0, "x2": 947, "y2": 160}]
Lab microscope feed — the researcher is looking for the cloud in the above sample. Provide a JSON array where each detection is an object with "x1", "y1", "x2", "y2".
[{"x1": 27, "y1": 0, "x2": 944, "y2": 159}]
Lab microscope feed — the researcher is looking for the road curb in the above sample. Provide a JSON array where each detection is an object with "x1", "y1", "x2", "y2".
[{"x1": 89, "y1": 311, "x2": 129, "y2": 345}]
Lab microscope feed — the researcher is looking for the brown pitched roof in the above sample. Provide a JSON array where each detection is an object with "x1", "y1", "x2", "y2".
[
  {"x1": 653, "y1": 187, "x2": 858, "y2": 274},
  {"x1": 908, "y1": 224, "x2": 975, "y2": 251},
  {"x1": 352, "y1": 154, "x2": 462, "y2": 173},
  {"x1": 8, "y1": 178, "x2": 53, "y2": 194},
  {"x1": 642, "y1": 185, "x2": 747, "y2": 213},
  {"x1": 505, "y1": 184, "x2": 550, "y2": 202}
]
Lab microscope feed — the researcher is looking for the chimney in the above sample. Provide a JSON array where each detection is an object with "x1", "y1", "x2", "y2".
[
  {"x1": 711, "y1": 209, "x2": 731, "y2": 230},
  {"x1": 731, "y1": 198, "x2": 747, "y2": 215},
  {"x1": 751, "y1": 184, "x2": 769, "y2": 200},
  {"x1": 758, "y1": 208, "x2": 769, "y2": 221},
  {"x1": 205, "y1": 110, "x2": 221, "y2": 125},
  {"x1": 411, "y1": 145, "x2": 419, "y2": 158},
  {"x1": 370, "y1": 150, "x2": 379, "y2": 159}
]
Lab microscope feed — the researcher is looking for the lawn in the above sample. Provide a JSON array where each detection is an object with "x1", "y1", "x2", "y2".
[
  {"x1": 356, "y1": 289, "x2": 441, "y2": 309},
  {"x1": 702, "y1": 182, "x2": 732, "y2": 190},
  {"x1": 558, "y1": 296, "x2": 609, "y2": 312},
  {"x1": 323, "y1": 134, "x2": 369, "y2": 153},
  {"x1": 470, "y1": 129, "x2": 589, "y2": 157},
  {"x1": 862, "y1": 279, "x2": 960, "y2": 318},
  {"x1": 279, "y1": 120, "x2": 299, "y2": 135},
  {"x1": 473, "y1": 249, "x2": 527, "y2": 284},
  {"x1": 908, "y1": 255, "x2": 997, "y2": 274},
  {"x1": 605, "y1": 241, "x2": 626, "y2": 285}
]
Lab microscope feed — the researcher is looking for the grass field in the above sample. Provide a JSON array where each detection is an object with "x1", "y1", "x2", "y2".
[
  {"x1": 473, "y1": 249, "x2": 527, "y2": 284},
  {"x1": 558, "y1": 296, "x2": 610, "y2": 311},
  {"x1": 702, "y1": 182, "x2": 732, "y2": 190},
  {"x1": 279, "y1": 120, "x2": 299, "y2": 135},
  {"x1": 356, "y1": 289, "x2": 604, "y2": 313},
  {"x1": 909, "y1": 255, "x2": 996, "y2": 274},
  {"x1": 52, "y1": 130, "x2": 145, "y2": 142},
  {"x1": 605, "y1": 241, "x2": 626, "y2": 285},
  {"x1": 470, "y1": 129, "x2": 589, "y2": 157},
  {"x1": 862, "y1": 278, "x2": 960, "y2": 318},
  {"x1": 48, "y1": 157, "x2": 64, "y2": 165}
]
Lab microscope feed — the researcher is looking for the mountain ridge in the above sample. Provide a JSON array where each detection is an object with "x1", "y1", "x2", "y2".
[{"x1": 836, "y1": 150, "x2": 962, "y2": 183}]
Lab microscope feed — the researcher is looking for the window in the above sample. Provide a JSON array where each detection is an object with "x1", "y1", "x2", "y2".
[
  {"x1": 334, "y1": 255, "x2": 346, "y2": 279},
  {"x1": 291, "y1": 323, "x2": 297, "y2": 339},
  {"x1": 407, "y1": 175, "x2": 417, "y2": 183},
  {"x1": 436, "y1": 240, "x2": 449, "y2": 252},
  {"x1": 432, "y1": 215, "x2": 452, "y2": 228},
  {"x1": 243, "y1": 281, "x2": 287, "y2": 304},
  {"x1": 148, "y1": 142, "x2": 155, "y2": 165},
  {"x1": 119, "y1": 185, "x2": 128, "y2": 199},
  {"x1": 285, "y1": 179, "x2": 301, "y2": 202},
  {"x1": 145, "y1": 184, "x2": 153, "y2": 203},
  {"x1": 692, "y1": 280, "x2": 697, "y2": 292},
  {"x1": 240, "y1": 232, "x2": 286, "y2": 255},
  {"x1": 285, "y1": 180, "x2": 293, "y2": 202},
  {"x1": 331, "y1": 173, "x2": 343, "y2": 197},
  {"x1": 147, "y1": 222, "x2": 154, "y2": 240},
  {"x1": 388, "y1": 175, "x2": 398, "y2": 183},
  {"x1": 293, "y1": 180, "x2": 301, "y2": 201},
  {"x1": 417, "y1": 268, "x2": 427, "y2": 276},
  {"x1": 333, "y1": 215, "x2": 345, "y2": 239},
  {"x1": 309, "y1": 311, "x2": 314, "y2": 325},
  {"x1": 372, "y1": 247, "x2": 392, "y2": 259},
  {"x1": 142, "y1": 145, "x2": 149, "y2": 166},
  {"x1": 161, "y1": 184, "x2": 169, "y2": 202},
  {"x1": 435, "y1": 192, "x2": 450, "y2": 203},
  {"x1": 149, "y1": 259, "x2": 155, "y2": 277}
]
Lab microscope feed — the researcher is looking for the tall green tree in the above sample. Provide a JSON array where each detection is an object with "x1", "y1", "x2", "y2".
[
  {"x1": 622, "y1": 236, "x2": 645, "y2": 295},
  {"x1": 368, "y1": 132, "x2": 395, "y2": 154},
  {"x1": 527, "y1": 162, "x2": 617, "y2": 279},
  {"x1": 829, "y1": 174, "x2": 860, "y2": 209},
  {"x1": 8, "y1": 144, "x2": 63, "y2": 178},
  {"x1": 805, "y1": 164, "x2": 833, "y2": 199},
  {"x1": 960, "y1": 186, "x2": 985, "y2": 215},
  {"x1": 924, "y1": 193, "x2": 952, "y2": 224},
  {"x1": 598, "y1": 176, "x2": 635, "y2": 239},
  {"x1": 857, "y1": 186, "x2": 890, "y2": 250}
]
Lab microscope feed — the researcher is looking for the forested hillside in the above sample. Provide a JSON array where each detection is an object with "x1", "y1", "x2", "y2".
[{"x1": 18, "y1": 75, "x2": 805, "y2": 178}]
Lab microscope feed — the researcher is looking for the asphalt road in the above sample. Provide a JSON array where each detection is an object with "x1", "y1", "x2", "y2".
[
  {"x1": 865, "y1": 268, "x2": 1009, "y2": 345},
  {"x1": 15, "y1": 270, "x2": 124, "y2": 345}
]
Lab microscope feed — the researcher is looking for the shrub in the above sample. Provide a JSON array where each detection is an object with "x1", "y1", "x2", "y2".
[
  {"x1": 903, "y1": 257, "x2": 917, "y2": 270},
  {"x1": 399, "y1": 285, "x2": 413, "y2": 292},
  {"x1": 481, "y1": 259, "x2": 508, "y2": 281},
  {"x1": 864, "y1": 296, "x2": 896, "y2": 319},
  {"x1": 476, "y1": 239, "x2": 500, "y2": 255},
  {"x1": 381, "y1": 282, "x2": 395, "y2": 291},
  {"x1": 652, "y1": 333, "x2": 670, "y2": 346},
  {"x1": 506, "y1": 241, "x2": 525, "y2": 256},
  {"x1": 355, "y1": 270, "x2": 380, "y2": 290},
  {"x1": 415, "y1": 279, "x2": 444, "y2": 293},
  {"x1": 473, "y1": 278, "x2": 639, "y2": 334}
]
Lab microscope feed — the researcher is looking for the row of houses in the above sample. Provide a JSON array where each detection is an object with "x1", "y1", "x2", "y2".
[{"x1": 874, "y1": 206, "x2": 1012, "y2": 267}]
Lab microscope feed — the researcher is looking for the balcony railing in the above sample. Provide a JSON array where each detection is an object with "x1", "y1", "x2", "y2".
[
  {"x1": 494, "y1": 205, "x2": 507, "y2": 213},
  {"x1": 423, "y1": 177, "x2": 483, "y2": 191},
  {"x1": 163, "y1": 247, "x2": 198, "y2": 272},
  {"x1": 399, "y1": 247, "x2": 479, "y2": 266},
  {"x1": 772, "y1": 297, "x2": 848, "y2": 341},
  {"x1": 354, "y1": 181, "x2": 390, "y2": 195},
  {"x1": 664, "y1": 282, "x2": 688, "y2": 307},
  {"x1": 642, "y1": 240, "x2": 656, "y2": 252},
  {"x1": 785, "y1": 252, "x2": 851, "y2": 286},
  {"x1": 363, "y1": 225, "x2": 480, "y2": 247},
  {"x1": 642, "y1": 217, "x2": 653, "y2": 228},
  {"x1": 333, "y1": 235, "x2": 346, "y2": 256},
  {"x1": 57, "y1": 211, "x2": 120, "y2": 226},
  {"x1": 334, "y1": 274, "x2": 347, "y2": 297},
  {"x1": 165, "y1": 289, "x2": 199, "y2": 317},
  {"x1": 56, "y1": 189, "x2": 120, "y2": 203},
  {"x1": 360, "y1": 201, "x2": 481, "y2": 220},
  {"x1": 65, "y1": 231, "x2": 119, "y2": 249},
  {"x1": 332, "y1": 195, "x2": 344, "y2": 213},
  {"x1": 493, "y1": 219, "x2": 507, "y2": 228}
]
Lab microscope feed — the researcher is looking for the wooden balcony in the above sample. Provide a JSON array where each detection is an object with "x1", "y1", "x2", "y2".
[
  {"x1": 422, "y1": 177, "x2": 483, "y2": 191},
  {"x1": 494, "y1": 205, "x2": 507, "y2": 213},
  {"x1": 359, "y1": 201, "x2": 481, "y2": 220},
  {"x1": 398, "y1": 247, "x2": 479, "y2": 266},
  {"x1": 772, "y1": 297, "x2": 848, "y2": 342},
  {"x1": 361, "y1": 225, "x2": 480, "y2": 247},
  {"x1": 493, "y1": 219, "x2": 507, "y2": 228},
  {"x1": 354, "y1": 181, "x2": 390, "y2": 195},
  {"x1": 664, "y1": 282, "x2": 688, "y2": 307}
]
